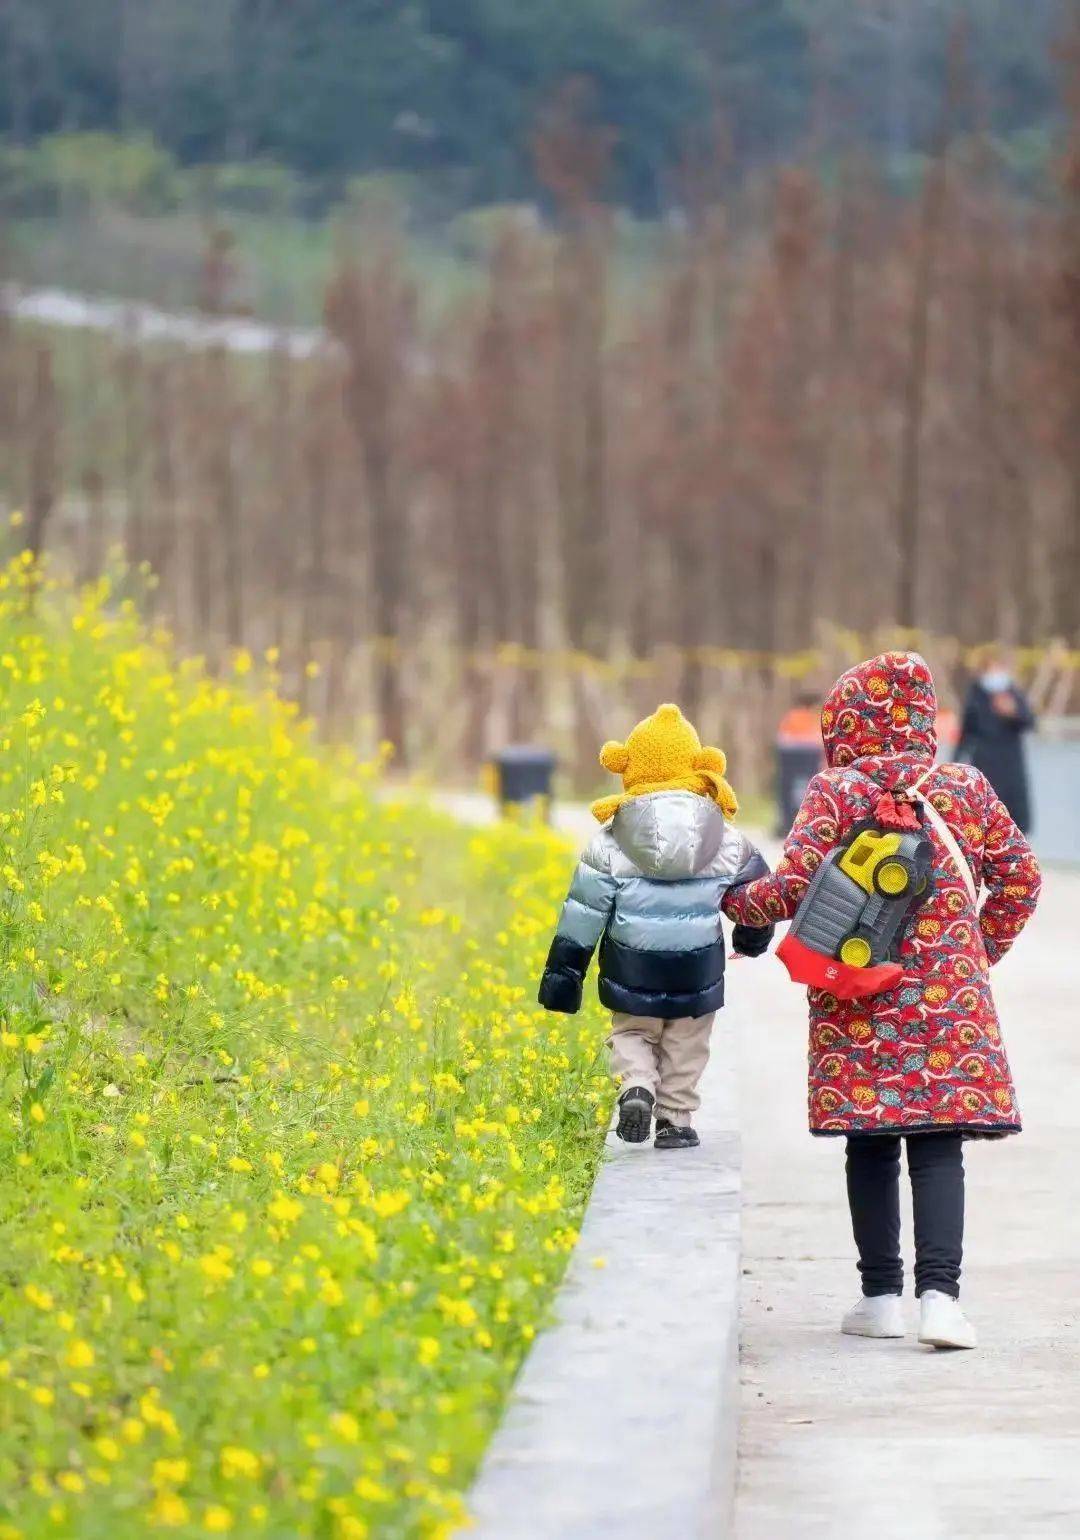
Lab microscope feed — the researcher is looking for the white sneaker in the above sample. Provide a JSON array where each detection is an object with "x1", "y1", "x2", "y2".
[
  {"x1": 841, "y1": 1295, "x2": 905, "y2": 1338},
  {"x1": 918, "y1": 1290, "x2": 977, "y2": 1350}
]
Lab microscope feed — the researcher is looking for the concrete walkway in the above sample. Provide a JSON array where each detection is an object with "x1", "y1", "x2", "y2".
[
  {"x1": 417, "y1": 787, "x2": 596, "y2": 846},
  {"x1": 732, "y1": 863, "x2": 1080, "y2": 1539}
]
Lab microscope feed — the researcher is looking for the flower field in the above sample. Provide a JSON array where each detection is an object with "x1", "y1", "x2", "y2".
[{"x1": 0, "y1": 560, "x2": 612, "y2": 1539}]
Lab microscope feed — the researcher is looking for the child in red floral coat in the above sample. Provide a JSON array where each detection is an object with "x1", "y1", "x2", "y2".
[{"x1": 725, "y1": 652, "x2": 1041, "y2": 1349}]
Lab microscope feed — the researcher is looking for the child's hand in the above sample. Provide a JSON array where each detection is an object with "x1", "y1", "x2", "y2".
[
  {"x1": 538, "y1": 966, "x2": 583, "y2": 1013},
  {"x1": 732, "y1": 922, "x2": 774, "y2": 958}
]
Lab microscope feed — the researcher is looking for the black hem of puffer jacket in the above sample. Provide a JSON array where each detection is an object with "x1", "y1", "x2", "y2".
[
  {"x1": 597, "y1": 935, "x2": 725, "y2": 1020},
  {"x1": 599, "y1": 975, "x2": 725, "y2": 1020},
  {"x1": 600, "y1": 935, "x2": 724, "y2": 993}
]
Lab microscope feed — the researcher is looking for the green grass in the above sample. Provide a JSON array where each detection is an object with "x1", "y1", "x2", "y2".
[{"x1": 0, "y1": 561, "x2": 612, "y2": 1538}]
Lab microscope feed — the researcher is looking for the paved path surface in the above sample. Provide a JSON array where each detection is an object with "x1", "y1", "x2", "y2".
[
  {"x1": 414, "y1": 787, "x2": 596, "y2": 846},
  {"x1": 731, "y1": 862, "x2": 1080, "y2": 1539}
]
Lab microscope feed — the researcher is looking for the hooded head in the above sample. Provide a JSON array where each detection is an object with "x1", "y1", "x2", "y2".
[
  {"x1": 590, "y1": 703, "x2": 738, "y2": 824},
  {"x1": 820, "y1": 652, "x2": 937, "y2": 769},
  {"x1": 974, "y1": 644, "x2": 1015, "y2": 695}
]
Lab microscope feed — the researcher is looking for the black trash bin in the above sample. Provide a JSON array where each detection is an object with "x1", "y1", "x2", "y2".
[
  {"x1": 776, "y1": 741, "x2": 824, "y2": 834},
  {"x1": 491, "y1": 746, "x2": 556, "y2": 820}
]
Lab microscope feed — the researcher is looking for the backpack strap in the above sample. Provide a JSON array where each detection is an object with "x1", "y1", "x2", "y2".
[{"x1": 904, "y1": 766, "x2": 978, "y2": 907}]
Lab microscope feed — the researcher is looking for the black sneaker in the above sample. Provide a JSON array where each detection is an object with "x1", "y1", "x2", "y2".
[
  {"x1": 654, "y1": 1117, "x2": 700, "y2": 1150},
  {"x1": 616, "y1": 1086, "x2": 655, "y2": 1143}
]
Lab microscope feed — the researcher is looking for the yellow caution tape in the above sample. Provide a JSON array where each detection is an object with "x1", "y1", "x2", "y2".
[{"x1": 364, "y1": 635, "x2": 1080, "y2": 678}]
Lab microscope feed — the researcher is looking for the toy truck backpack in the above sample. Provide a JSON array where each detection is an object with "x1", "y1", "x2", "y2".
[{"x1": 775, "y1": 767, "x2": 975, "y2": 1000}]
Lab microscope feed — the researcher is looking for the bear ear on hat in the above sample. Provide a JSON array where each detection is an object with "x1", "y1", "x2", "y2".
[
  {"x1": 599, "y1": 740, "x2": 630, "y2": 774},
  {"x1": 694, "y1": 746, "x2": 727, "y2": 775}
]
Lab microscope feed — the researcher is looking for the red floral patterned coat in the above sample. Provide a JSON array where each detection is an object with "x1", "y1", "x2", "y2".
[{"x1": 725, "y1": 652, "x2": 1042, "y2": 1137}]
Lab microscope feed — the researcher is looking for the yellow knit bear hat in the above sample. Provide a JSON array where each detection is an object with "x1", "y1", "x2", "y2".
[{"x1": 590, "y1": 703, "x2": 738, "y2": 823}]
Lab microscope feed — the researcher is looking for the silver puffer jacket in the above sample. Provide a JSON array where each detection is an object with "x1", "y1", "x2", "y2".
[{"x1": 538, "y1": 791, "x2": 772, "y2": 1019}]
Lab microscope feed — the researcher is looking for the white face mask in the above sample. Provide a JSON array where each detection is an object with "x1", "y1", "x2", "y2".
[{"x1": 980, "y1": 670, "x2": 1012, "y2": 693}]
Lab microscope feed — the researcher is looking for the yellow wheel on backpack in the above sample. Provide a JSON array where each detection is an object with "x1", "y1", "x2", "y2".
[
  {"x1": 839, "y1": 935, "x2": 873, "y2": 968},
  {"x1": 875, "y1": 859, "x2": 911, "y2": 897}
]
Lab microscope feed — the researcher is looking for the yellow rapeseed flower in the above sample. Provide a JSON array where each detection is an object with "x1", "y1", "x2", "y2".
[
  {"x1": 152, "y1": 1458, "x2": 189, "y2": 1486},
  {"x1": 0, "y1": 558, "x2": 613, "y2": 1538},
  {"x1": 150, "y1": 1492, "x2": 190, "y2": 1527},
  {"x1": 64, "y1": 1339, "x2": 95, "y2": 1369},
  {"x1": 219, "y1": 1446, "x2": 260, "y2": 1480}
]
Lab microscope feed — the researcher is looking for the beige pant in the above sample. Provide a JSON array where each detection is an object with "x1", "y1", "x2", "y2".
[{"x1": 607, "y1": 1011, "x2": 716, "y2": 1127}]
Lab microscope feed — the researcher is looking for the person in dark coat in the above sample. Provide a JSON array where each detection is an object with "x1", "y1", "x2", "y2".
[{"x1": 958, "y1": 652, "x2": 1036, "y2": 833}]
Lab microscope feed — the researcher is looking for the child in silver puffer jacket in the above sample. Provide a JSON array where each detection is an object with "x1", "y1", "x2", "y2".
[{"x1": 539, "y1": 704, "x2": 772, "y2": 1148}]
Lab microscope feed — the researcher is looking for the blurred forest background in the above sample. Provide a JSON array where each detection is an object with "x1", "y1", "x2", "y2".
[{"x1": 0, "y1": 1, "x2": 1078, "y2": 790}]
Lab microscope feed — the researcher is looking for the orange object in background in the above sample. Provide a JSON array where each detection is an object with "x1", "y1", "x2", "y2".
[
  {"x1": 936, "y1": 707, "x2": 960, "y2": 755},
  {"x1": 777, "y1": 703, "x2": 960, "y2": 752},
  {"x1": 777, "y1": 705, "x2": 821, "y2": 746},
  {"x1": 776, "y1": 694, "x2": 825, "y2": 831}
]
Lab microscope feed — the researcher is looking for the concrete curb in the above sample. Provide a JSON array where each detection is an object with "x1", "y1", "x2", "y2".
[{"x1": 466, "y1": 1029, "x2": 741, "y2": 1539}]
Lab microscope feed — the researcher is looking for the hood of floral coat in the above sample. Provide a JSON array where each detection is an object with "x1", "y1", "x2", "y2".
[{"x1": 820, "y1": 651, "x2": 938, "y2": 784}]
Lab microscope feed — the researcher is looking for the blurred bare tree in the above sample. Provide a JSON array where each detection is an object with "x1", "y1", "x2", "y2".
[{"x1": 2, "y1": 52, "x2": 1079, "y2": 788}]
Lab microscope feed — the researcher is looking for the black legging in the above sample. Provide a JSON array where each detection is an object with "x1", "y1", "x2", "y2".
[{"x1": 845, "y1": 1132, "x2": 964, "y2": 1299}]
